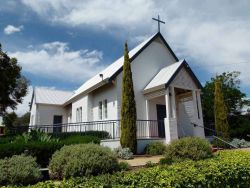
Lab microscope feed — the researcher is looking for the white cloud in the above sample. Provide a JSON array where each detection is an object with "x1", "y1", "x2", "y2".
[
  {"x1": 4, "y1": 25, "x2": 23, "y2": 35},
  {"x1": 21, "y1": 0, "x2": 154, "y2": 31},
  {"x1": 20, "y1": 0, "x2": 250, "y2": 87},
  {"x1": 9, "y1": 42, "x2": 104, "y2": 83}
]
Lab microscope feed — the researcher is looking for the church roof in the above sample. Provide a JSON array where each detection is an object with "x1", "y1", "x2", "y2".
[
  {"x1": 34, "y1": 87, "x2": 73, "y2": 105},
  {"x1": 143, "y1": 60, "x2": 202, "y2": 93},
  {"x1": 65, "y1": 32, "x2": 178, "y2": 104}
]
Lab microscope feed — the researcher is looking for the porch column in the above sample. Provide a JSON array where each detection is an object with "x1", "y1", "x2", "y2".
[
  {"x1": 196, "y1": 90, "x2": 204, "y2": 124},
  {"x1": 170, "y1": 86, "x2": 177, "y2": 118},
  {"x1": 164, "y1": 87, "x2": 178, "y2": 143},
  {"x1": 192, "y1": 90, "x2": 199, "y2": 121},
  {"x1": 192, "y1": 90, "x2": 205, "y2": 138},
  {"x1": 145, "y1": 99, "x2": 150, "y2": 137},
  {"x1": 196, "y1": 90, "x2": 205, "y2": 137}
]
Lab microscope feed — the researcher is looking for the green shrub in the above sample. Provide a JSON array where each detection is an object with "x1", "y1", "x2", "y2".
[
  {"x1": 0, "y1": 136, "x2": 15, "y2": 144},
  {"x1": 211, "y1": 137, "x2": 232, "y2": 148},
  {"x1": 60, "y1": 135, "x2": 100, "y2": 145},
  {"x1": 20, "y1": 150, "x2": 250, "y2": 187},
  {"x1": 114, "y1": 147, "x2": 133, "y2": 160},
  {"x1": 25, "y1": 141, "x2": 63, "y2": 167},
  {"x1": 0, "y1": 154, "x2": 41, "y2": 185},
  {"x1": 118, "y1": 161, "x2": 130, "y2": 171},
  {"x1": 0, "y1": 136, "x2": 100, "y2": 167},
  {"x1": 14, "y1": 129, "x2": 59, "y2": 143},
  {"x1": 163, "y1": 137, "x2": 212, "y2": 163},
  {"x1": 49, "y1": 144, "x2": 118, "y2": 179},
  {"x1": 144, "y1": 141, "x2": 166, "y2": 155},
  {"x1": 52, "y1": 131, "x2": 111, "y2": 139},
  {"x1": 145, "y1": 161, "x2": 156, "y2": 168}
]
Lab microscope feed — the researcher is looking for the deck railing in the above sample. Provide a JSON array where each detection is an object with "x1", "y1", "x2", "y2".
[{"x1": 8, "y1": 120, "x2": 165, "y2": 139}]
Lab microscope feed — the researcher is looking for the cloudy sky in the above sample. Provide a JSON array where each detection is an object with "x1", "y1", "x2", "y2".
[{"x1": 1, "y1": 0, "x2": 250, "y2": 115}]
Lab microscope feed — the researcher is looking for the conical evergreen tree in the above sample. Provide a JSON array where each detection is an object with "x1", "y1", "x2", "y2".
[
  {"x1": 120, "y1": 42, "x2": 137, "y2": 153},
  {"x1": 214, "y1": 78, "x2": 230, "y2": 141}
]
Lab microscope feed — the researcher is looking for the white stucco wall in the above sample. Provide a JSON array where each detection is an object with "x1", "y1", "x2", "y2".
[
  {"x1": 91, "y1": 84, "x2": 118, "y2": 121},
  {"x1": 35, "y1": 104, "x2": 68, "y2": 125},
  {"x1": 71, "y1": 95, "x2": 88, "y2": 122},
  {"x1": 29, "y1": 99, "x2": 37, "y2": 125},
  {"x1": 116, "y1": 40, "x2": 176, "y2": 119},
  {"x1": 101, "y1": 138, "x2": 165, "y2": 154}
]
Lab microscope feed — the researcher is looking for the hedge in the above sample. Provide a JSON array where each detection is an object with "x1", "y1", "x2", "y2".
[
  {"x1": 0, "y1": 135, "x2": 100, "y2": 167},
  {"x1": 52, "y1": 131, "x2": 111, "y2": 140},
  {"x1": 0, "y1": 154, "x2": 41, "y2": 185},
  {"x1": 11, "y1": 150, "x2": 250, "y2": 187},
  {"x1": 163, "y1": 137, "x2": 213, "y2": 163},
  {"x1": 49, "y1": 144, "x2": 118, "y2": 179},
  {"x1": 144, "y1": 141, "x2": 166, "y2": 155}
]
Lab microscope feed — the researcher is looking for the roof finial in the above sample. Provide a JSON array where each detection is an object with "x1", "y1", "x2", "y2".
[{"x1": 152, "y1": 14, "x2": 165, "y2": 32}]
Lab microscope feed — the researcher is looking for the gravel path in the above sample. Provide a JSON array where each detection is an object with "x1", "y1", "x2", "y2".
[{"x1": 119, "y1": 155, "x2": 163, "y2": 167}]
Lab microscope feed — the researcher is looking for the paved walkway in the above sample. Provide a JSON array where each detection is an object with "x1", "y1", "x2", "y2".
[{"x1": 119, "y1": 155, "x2": 164, "y2": 167}]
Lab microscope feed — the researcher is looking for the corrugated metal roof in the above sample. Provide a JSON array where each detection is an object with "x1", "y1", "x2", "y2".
[
  {"x1": 35, "y1": 87, "x2": 73, "y2": 105},
  {"x1": 65, "y1": 33, "x2": 158, "y2": 103},
  {"x1": 144, "y1": 60, "x2": 184, "y2": 93}
]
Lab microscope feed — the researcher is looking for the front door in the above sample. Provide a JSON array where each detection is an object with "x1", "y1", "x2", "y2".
[
  {"x1": 156, "y1": 104, "x2": 166, "y2": 138},
  {"x1": 53, "y1": 115, "x2": 62, "y2": 133}
]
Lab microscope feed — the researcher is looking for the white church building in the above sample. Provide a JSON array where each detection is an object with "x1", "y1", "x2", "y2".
[{"x1": 29, "y1": 32, "x2": 205, "y2": 151}]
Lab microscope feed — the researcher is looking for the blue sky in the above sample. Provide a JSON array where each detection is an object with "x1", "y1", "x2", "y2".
[{"x1": 1, "y1": 0, "x2": 250, "y2": 115}]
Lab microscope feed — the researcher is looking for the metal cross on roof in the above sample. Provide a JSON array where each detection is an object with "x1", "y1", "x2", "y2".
[{"x1": 152, "y1": 15, "x2": 165, "y2": 32}]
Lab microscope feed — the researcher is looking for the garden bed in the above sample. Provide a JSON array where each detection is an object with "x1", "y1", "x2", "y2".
[{"x1": 6, "y1": 150, "x2": 250, "y2": 187}]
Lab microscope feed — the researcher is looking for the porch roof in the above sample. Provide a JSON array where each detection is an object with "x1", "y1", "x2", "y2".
[{"x1": 143, "y1": 60, "x2": 202, "y2": 94}]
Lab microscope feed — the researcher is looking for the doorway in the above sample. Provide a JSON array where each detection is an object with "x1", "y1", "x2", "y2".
[
  {"x1": 156, "y1": 104, "x2": 166, "y2": 138},
  {"x1": 175, "y1": 88, "x2": 194, "y2": 138},
  {"x1": 53, "y1": 115, "x2": 62, "y2": 133}
]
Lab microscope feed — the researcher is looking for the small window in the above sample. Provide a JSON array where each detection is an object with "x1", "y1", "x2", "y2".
[
  {"x1": 79, "y1": 107, "x2": 82, "y2": 122},
  {"x1": 104, "y1": 99, "x2": 108, "y2": 119},
  {"x1": 76, "y1": 108, "x2": 79, "y2": 122},
  {"x1": 76, "y1": 107, "x2": 82, "y2": 122},
  {"x1": 98, "y1": 101, "x2": 102, "y2": 120}
]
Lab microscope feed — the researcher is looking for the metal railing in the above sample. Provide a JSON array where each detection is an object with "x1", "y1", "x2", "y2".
[
  {"x1": 192, "y1": 123, "x2": 238, "y2": 149},
  {"x1": 8, "y1": 120, "x2": 166, "y2": 139}
]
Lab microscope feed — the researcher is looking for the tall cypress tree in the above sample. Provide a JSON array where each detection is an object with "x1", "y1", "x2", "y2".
[
  {"x1": 214, "y1": 78, "x2": 230, "y2": 141},
  {"x1": 120, "y1": 42, "x2": 137, "y2": 153}
]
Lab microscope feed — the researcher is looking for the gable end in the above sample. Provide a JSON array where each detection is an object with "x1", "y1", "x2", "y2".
[
  {"x1": 109, "y1": 32, "x2": 179, "y2": 81},
  {"x1": 165, "y1": 60, "x2": 203, "y2": 89}
]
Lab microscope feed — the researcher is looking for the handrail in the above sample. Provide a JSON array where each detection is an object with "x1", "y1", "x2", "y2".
[
  {"x1": 212, "y1": 135, "x2": 238, "y2": 149},
  {"x1": 192, "y1": 123, "x2": 226, "y2": 137},
  {"x1": 191, "y1": 122, "x2": 238, "y2": 149}
]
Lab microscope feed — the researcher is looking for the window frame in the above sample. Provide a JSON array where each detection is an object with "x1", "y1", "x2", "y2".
[
  {"x1": 98, "y1": 101, "x2": 103, "y2": 120},
  {"x1": 104, "y1": 99, "x2": 108, "y2": 119}
]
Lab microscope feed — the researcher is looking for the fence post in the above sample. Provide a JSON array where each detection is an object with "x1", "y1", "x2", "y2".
[{"x1": 113, "y1": 122, "x2": 115, "y2": 139}]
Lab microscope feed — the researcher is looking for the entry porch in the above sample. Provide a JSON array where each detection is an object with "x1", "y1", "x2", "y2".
[{"x1": 144, "y1": 86, "x2": 205, "y2": 143}]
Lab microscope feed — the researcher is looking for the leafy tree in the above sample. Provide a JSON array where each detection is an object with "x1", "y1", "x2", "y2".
[
  {"x1": 14, "y1": 112, "x2": 30, "y2": 126},
  {"x1": 120, "y1": 42, "x2": 137, "y2": 153},
  {"x1": 3, "y1": 112, "x2": 30, "y2": 134},
  {"x1": 2, "y1": 112, "x2": 17, "y2": 128},
  {"x1": 0, "y1": 43, "x2": 28, "y2": 115},
  {"x1": 202, "y1": 71, "x2": 249, "y2": 123},
  {"x1": 214, "y1": 78, "x2": 230, "y2": 140}
]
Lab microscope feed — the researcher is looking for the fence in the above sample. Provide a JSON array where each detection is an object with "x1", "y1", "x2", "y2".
[{"x1": 8, "y1": 120, "x2": 165, "y2": 139}]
